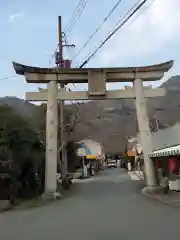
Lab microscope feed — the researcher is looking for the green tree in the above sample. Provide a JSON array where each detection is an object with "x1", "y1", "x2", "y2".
[{"x1": 0, "y1": 104, "x2": 45, "y2": 202}]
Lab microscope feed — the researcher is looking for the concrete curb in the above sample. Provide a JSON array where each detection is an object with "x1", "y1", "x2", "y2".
[{"x1": 141, "y1": 186, "x2": 180, "y2": 208}]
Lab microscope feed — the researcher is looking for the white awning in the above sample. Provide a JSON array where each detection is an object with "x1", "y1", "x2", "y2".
[{"x1": 149, "y1": 145, "x2": 180, "y2": 158}]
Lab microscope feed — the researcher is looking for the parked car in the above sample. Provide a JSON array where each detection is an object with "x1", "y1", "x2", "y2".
[{"x1": 107, "y1": 160, "x2": 117, "y2": 168}]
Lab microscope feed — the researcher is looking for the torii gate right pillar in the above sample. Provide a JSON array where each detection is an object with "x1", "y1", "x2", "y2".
[{"x1": 134, "y1": 79, "x2": 156, "y2": 186}]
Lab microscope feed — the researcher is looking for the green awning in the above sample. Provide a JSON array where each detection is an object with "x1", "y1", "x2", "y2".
[{"x1": 149, "y1": 145, "x2": 180, "y2": 158}]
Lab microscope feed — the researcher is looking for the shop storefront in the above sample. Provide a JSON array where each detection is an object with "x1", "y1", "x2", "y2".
[{"x1": 149, "y1": 145, "x2": 180, "y2": 191}]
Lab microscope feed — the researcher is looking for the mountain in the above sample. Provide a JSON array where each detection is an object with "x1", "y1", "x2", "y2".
[
  {"x1": 1, "y1": 75, "x2": 180, "y2": 153},
  {"x1": 161, "y1": 76, "x2": 180, "y2": 90},
  {"x1": 0, "y1": 97, "x2": 36, "y2": 119},
  {"x1": 148, "y1": 76, "x2": 180, "y2": 126},
  {"x1": 73, "y1": 75, "x2": 180, "y2": 152}
]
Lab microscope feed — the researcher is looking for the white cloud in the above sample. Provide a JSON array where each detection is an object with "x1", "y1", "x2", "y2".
[
  {"x1": 8, "y1": 11, "x2": 25, "y2": 23},
  {"x1": 99, "y1": 0, "x2": 180, "y2": 64}
]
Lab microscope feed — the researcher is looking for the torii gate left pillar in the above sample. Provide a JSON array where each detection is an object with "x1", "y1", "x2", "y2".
[{"x1": 45, "y1": 80, "x2": 58, "y2": 196}]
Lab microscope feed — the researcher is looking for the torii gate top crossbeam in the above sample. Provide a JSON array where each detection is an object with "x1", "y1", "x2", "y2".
[{"x1": 12, "y1": 61, "x2": 173, "y2": 84}]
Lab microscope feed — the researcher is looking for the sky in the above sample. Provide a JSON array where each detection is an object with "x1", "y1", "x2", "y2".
[{"x1": 0, "y1": 0, "x2": 180, "y2": 99}]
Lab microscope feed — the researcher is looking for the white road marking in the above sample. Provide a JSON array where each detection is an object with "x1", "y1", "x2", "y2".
[
  {"x1": 134, "y1": 170, "x2": 144, "y2": 179},
  {"x1": 128, "y1": 171, "x2": 143, "y2": 181},
  {"x1": 72, "y1": 178, "x2": 95, "y2": 183}
]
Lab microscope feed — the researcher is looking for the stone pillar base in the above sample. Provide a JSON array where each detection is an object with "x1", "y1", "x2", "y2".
[
  {"x1": 142, "y1": 185, "x2": 164, "y2": 196},
  {"x1": 41, "y1": 191, "x2": 63, "y2": 202}
]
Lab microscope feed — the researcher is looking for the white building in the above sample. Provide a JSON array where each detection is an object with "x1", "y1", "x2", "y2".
[{"x1": 149, "y1": 122, "x2": 180, "y2": 158}]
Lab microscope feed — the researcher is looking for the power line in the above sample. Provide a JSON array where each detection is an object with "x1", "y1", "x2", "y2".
[
  {"x1": 0, "y1": 75, "x2": 16, "y2": 81},
  {"x1": 79, "y1": 0, "x2": 144, "y2": 67},
  {"x1": 49, "y1": 45, "x2": 59, "y2": 65},
  {"x1": 49, "y1": 0, "x2": 88, "y2": 65},
  {"x1": 66, "y1": 2, "x2": 88, "y2": 37},
  {"x1": 64, "y1": 0, "x2": 85, "y2": 33},
  {"x1": 72, "y1": 0, "x2": 123, "y2": 62},
  {"x1": 66, "y1": 0, "x2": 88, "y2": 36},
  {"x1": 128, "y1": 0, "x2": 155, "y2": 26},
  {"x1": 79, "y1": 0, "x2": 148, "y2": 68},
  {"x1": 64, "y1": 0, "x2": 88, "y2": 37}
]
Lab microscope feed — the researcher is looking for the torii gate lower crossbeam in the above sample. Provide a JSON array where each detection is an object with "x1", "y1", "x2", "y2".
[{"x1": 13, "y1": 60, "x2": 173, "y2": 197}]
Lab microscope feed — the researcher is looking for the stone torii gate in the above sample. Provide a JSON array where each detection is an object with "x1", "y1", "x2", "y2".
[{"x1": 13, "y1": 60, "x2": 173, "y2": 196}]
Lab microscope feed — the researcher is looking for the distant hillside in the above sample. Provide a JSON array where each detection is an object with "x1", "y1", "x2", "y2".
[
  {"x1": 0, "y1": 97, "x2": 37, "y2": 119},
  {"x1": 1, "y1": 75, "x2": 180, "y2": 153},
  {"x1": 73, "y1": 75, "x2": 180, "y2": 152}
]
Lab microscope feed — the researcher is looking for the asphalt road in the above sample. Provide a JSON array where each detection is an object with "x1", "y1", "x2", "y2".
[{"x1": 0, "y1": 168, "x2": 180, "y2": 239}]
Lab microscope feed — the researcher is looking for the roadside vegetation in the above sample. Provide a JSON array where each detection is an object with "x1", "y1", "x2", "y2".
[{"x1": 0, "y1": 104, "x2": 79, "y2": 206}]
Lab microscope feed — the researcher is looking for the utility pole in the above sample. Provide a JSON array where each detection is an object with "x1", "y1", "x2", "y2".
[
  {"x1": 58, "y1": 16, "x2": 67, "y2": 185},
  {"x1": 57, "y1": 16, "x2": 75, "y2": 187},
  {"x1": 97, "y1": 106, "x2": 104, "y2": 167},
  {"x1": 58, "y1": 16, "x2": 63, "y2": 67}
]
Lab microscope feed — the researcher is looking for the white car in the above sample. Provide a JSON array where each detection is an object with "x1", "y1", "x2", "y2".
[{"x1": 107, "y1": 160, "x2": 117, "y2": 168}]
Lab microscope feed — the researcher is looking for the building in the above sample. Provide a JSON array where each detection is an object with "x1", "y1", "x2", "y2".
[
  {"x1": 77, "y1": 139, "x2": 105, "y2": 172},
  {"x1": 125, "y1": 134, "x2": 142, "y2": 157},
  {"x1": 149, "y1": 122, "x2": 180, "y2": 190}
]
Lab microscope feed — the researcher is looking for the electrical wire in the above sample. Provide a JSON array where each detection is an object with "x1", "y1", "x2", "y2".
[
  {"x1": 66, "y1": 0, "x2": 88, "y2": 36},
  {"x1": 79, "y1": 0, "x2": 148, "y2": 68},
  {"x1": 79, "y1": 0, "x2": 144, "y2": 67},
  {"x1": 65, "y1": 0, "x2": 88, "y2": 37},
  {"x1": 72, "y1": 0, "x2": 123, "y2": 62},
  {"x1": 64, "y1": 0, "x2": 85, "y2": 33},
  {"x1": 0, "y1": 75, "x2": 16, "y2": 81},
  {"x1": 49, "y1": 0, "x2": 88, "y2": 65},
  {"x1": 49, "y1": 45, "x2": 59, "y2": 65},
  {"x1": 125, "y1": 0, "x2": 155, "y2": 28}
]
